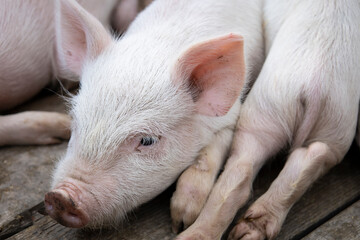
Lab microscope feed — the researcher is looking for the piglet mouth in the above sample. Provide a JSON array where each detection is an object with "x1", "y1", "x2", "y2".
[{"x1": 44, "y1": 184, "x2": 90, "y2": 228}]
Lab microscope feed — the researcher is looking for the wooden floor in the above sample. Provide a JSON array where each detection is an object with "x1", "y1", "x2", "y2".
[{"x1": 0, "y1": 91, "x2": 359, "y2": 240}]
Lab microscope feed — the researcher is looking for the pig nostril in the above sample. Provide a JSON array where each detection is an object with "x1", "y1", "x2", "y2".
[
  {"x1": 45, "y1": 201, "x2": 53, "y2": 211},
  {"x1": 65, "y1": 211, "x2": 77, "y2": 219},
  {"x1": 67, "y1": 211, "x2": 78, "y2": 217},
  {"x1": 44, "y1": 190, "x2": 90, "y2": 228},
  {"x1": 61, "y1": 210, "x2": 88, "y2": 228},
  {"x1": 68, "y1": 212, "x2": 77, "y2": 217},
  {"x1": 44, "y1": 195, "x2": 55, "y2": 214}
]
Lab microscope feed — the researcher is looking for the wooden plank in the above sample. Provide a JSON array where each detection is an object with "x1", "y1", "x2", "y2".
[
  {"x1": 0, "y1": 143, "x2": 67, "y2": 227},
  {"x1": 0, "y1": 203, "x2": 45, "y2": 239},
  {"x1": 223, "y1": 143, "x2": 360, "y2": 239},
  {"x1": 1, "y1": 89, "x2": 359, "y2": 239},
  {"x1": 275, "y1": 143, "x2": 360, "y2": 239},
  {"x1": 7, "y1": 189, "x2": 177, "y2": 240},
  {"x1": 0, "y1": 92, "x2": 68, "y2": 228},
  {"x1": 5, "y1": 144, "x2": 360, "y2": 240},
  {"x1": 303, "y1": 200, "x2": 360, "y2": 240}
]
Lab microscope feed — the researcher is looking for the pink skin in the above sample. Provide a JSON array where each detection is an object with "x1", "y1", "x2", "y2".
[
  {"x1": 177, "y1": 101, "x2": 349, "y2": 240},
  {"x1": 44, "y1": 0, "x2": 247, "y2": 229},
  {"x1": 45, "y1": 182, "x2": 90, "y2": 228},
  {"x1": 171, "y1": 128, "x2": 234, "y2": 233},
  {"x1": 0, "y1": 1, "x2": 55, "y2": 112},
  {"x1": 177, "y1": 1, "x2": 359, "y2": 239},
  {"x1": 45, "y1": 153, "x2": 134, "y2": 228},
  {"x1": 43, "y1": 0, "x2": 359, "y2": 237},
  {"x1": 112, "y1": 0, "x2": 139, "y2": 33},
  {"x1": 45, "y1": 32, "x2": 245, "y2": 227},
  {"x1": 0, "y1": 0, "x2": 146, "y2": 146},
  {"x1": 0, "y1": 111, "x2": 71, "y2": 146},
  {"x1": 112, "y1": 0, "x2": 153, "y2": 34},
  {"x1": 175, "y1": 34, "x2": 245, "y2": 117},
  {"x1": 0, "y1": 0, "x2": 120, "y2": 110}
]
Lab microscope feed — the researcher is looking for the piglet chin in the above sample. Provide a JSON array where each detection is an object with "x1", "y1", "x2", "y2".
[{"x1": 44, "y1": 183, "x2": 91, "y2": 228}]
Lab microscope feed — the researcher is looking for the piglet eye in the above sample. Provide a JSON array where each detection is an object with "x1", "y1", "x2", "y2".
[{"x1": 140, "y1": 136, "x2": 159, "y2": 146}]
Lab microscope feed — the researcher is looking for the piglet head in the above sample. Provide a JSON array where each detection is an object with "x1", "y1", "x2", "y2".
[{"x1": 46, "y1": 0, "x2": 245, "y2": 228}]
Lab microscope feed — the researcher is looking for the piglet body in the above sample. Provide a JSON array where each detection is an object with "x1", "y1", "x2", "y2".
[
  {"x1": 45, "y1": 0, "x2": 264, "y2": 229},
  {"x1": 178, "y1": 0, "x2": 360, "y2": 239},
  {"x1": 0, "y1": 0, "x2": 119, "y2": 111},
  {"x1": 0, "y1": 0, "x2": 150, "y2": 146}
]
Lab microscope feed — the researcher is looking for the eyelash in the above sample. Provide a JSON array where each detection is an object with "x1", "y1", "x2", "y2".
[{"x1": 139, "y1": 136, "x2": 159, "y2": 147}]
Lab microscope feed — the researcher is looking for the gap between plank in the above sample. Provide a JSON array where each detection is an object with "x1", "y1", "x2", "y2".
[{"x1": 291, "y1": 193, "x2": 360, "y2": 240}]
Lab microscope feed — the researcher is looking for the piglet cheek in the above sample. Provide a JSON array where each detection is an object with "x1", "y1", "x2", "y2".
[{"x1": 117, "y1": 137, "x2": 142, "y2": 154}]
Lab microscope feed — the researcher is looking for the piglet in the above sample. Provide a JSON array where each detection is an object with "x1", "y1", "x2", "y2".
[
  {"x1": 44, "y1": 0, "x2": 264, "y2": 229},
  {"x1": 112, "y1": 0, "x2": 153, "y2": 34},
  {"x1": 177, "y1": 0, "x2": 360, "y2": 239},
  {"x1": 0, "y1": 0, "x2": 147, "y2": 146}
]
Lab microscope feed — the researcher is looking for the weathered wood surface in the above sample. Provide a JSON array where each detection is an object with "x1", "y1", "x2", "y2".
[
  {"x1": 0, "y1": 143, "x2": 67, "y2": 228},
  {"x1": 1, "y1": 92, "x2": 359, "y2": 239},
  {"x1": 304, "y1": 199, "x2": 360, "y2": 240},
  {"x1": 276, "y1": 144, "x2": 360, "y2": 239},
  {"x1": 6, "y1": 190, "x2": 177, "y2": 240},
  {"x1": 0, "y1": 92, "x2": 68, "y2": 228},
  {"x1": 222, "y1": 143, "x2": 360, "y2": 240},
  {"x1": 0, "y1": 191, "x2": 175, "y2": 240},
  {"x1": 3, "y1": 144, "x2": 360, "y2": 240}
]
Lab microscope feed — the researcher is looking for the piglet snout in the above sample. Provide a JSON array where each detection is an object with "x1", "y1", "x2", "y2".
[{"x1": 45, "y1": 189, "x2": 89, "y2": 228}]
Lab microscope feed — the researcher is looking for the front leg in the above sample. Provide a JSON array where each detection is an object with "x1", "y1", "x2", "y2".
[
  {"x1": 176, "y1": 108, "x2": 287, "y2": 239},
  {"x1": 0, "y1": 111, "x2": 71, "y2": 146},
  {"x1": 229, "y1": 142, "x2": 339, "y2": 240},
  {"x1": 171, "y1": 128, "x2": 234, "y2": 233}
]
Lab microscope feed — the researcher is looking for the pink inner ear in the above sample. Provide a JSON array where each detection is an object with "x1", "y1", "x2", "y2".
[
  {"x1": 60, "y1": 9, "x2": 87, "y2": 75},
  {"x1": 177, "y1": 34, "x2": 246, "y2": 117},
  {"x1": 56, "y1": 0, "x2": 112, "y2": 78}
]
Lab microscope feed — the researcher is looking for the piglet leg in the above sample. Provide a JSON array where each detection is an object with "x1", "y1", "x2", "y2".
[
  {"x1": 171, "y1": 128, "x2": 233, "y2": 233},
  {"x1": 229, "y1": 142, "x2": 339, "y2": 240},
  {"x1": 0, "y1": 111, "x2": 71, "y2": 146},
  {"x1": 176, "y1": 127, "x2": 285, "y2": 239}
]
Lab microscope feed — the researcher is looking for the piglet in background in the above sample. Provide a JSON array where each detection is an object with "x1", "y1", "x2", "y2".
[
  {"x1": 177, "y1": 0, "x2": 360, "y2": 239},
  {"x1": 112, "y1": 0, "x2": 153, "y2": 34},
  {"x1": 44, "y1": 0, "x2": 263, "y2": 229},
  {"x1": 0, "y1": 0, "x2": 149, "y2": 146}
]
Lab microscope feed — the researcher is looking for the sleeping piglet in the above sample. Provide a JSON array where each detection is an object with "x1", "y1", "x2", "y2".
[{"x1": 44, "y1": 0, "x2": 264, "y2": 229}]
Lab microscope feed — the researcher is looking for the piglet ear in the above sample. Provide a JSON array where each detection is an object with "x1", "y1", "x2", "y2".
[
  {"x1": 55, "y1": 0, "x2": 112, "y2": 79},
  {"x1": 174, "y1": 34, "x2": 245, "y2": 117}
]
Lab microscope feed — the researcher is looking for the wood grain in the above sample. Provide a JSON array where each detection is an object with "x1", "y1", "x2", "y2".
[
  {"x1": 276, "y1": 144, "x2": 360, "y2": 239},
  {"x1": 303, "y1": 199, "x2": 360, "y2": 240},
  {"x1": 5, "y1": 145, "x2": 360, "y2": 240},
  {"x1": 0, "y1": 92, "x2": 68, "y2": 228},
  {"x1": 1, "y1": 91, "x2": 359, "y2": 239},
  {"x1": 8, "y1": 188, "x2": 177, "y2": 240}
]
